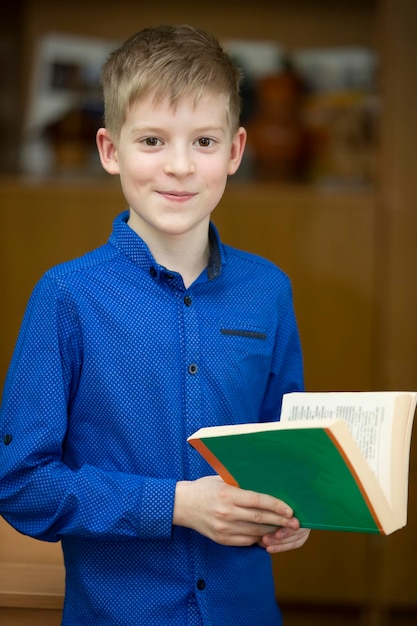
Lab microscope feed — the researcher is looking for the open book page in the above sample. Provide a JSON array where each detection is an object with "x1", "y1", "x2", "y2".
[
  {"x1": 395, "y1": 393, "x2": 417, "y2": 517},
  {"x1": 280, "y1": 392, "x2": 399, "y2": 504}
]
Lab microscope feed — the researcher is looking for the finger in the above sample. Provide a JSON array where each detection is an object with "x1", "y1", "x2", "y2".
[
  {"x1": 235, "y1": 488, "x2": 295, "y2": 520},
  {"x1": 236, "y1": 521, "x2": 282, "y2": 537},
  {"x1": 266, "y1": 526, "x2": 309, "y2": 543},
  {"x1": 211, "y1": 515, "x2": 281, "y2": 542},
  {"x1": 263, "y1": 528, "x2": 311, "y2": 554},
  {"x1": 231, "y1": 488, "x2": 300, "y2": 531},
  {"x1": 245, "y1": 508, "x2": 299, "y2": 531}
]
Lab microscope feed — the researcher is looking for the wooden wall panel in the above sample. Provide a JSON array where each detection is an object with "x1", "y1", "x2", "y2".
[
  {"x1": 0, "y1": 608, "x2": 61, "y2": 626},
  {"x1": 22, "y1": 0, "x2": 376, "y2": 47},
  {"x1": 369, "y1": 0, "x2": 417, "y2": 610},
  {"x1": 374, "y1": 0, "x2": 417, "y2": 392}
]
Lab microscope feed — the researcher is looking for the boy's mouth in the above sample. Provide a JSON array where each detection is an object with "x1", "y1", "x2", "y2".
[{"x1": 158, "y1": 191, "x2": 196, "y2": 201}]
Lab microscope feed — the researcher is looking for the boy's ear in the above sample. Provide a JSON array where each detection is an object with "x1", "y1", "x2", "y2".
[
  {"x1": 227, "y1": 127, "x2": 247, "y2": 176},
  {"x1": 96, "y1": 128, "x2": 120, "y2": 175}
]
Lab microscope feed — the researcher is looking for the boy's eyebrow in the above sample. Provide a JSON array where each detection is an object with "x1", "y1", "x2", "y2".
[
  {"x1": 195, "y1": 126, "x2": 227, "y2": 135},
  {"x1": 130, "y1": 125, "x2": 227, "y2": 136}
]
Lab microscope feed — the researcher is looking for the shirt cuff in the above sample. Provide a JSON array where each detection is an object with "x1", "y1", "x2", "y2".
[{"x1": 138, "y1": 477, "x2": 177, "y2": 539}]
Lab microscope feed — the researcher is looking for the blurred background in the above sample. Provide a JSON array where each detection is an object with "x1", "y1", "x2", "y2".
[{"x1": 1, "y1": 1, "x2": 416, "y2": 624}]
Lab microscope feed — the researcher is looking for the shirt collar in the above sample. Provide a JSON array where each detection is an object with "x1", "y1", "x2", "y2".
[
  {"x1": 207, "y1": 223, "x2": 223, "y2": 280},
  {"x1": 109, "y1": 211, "x2": 224, "y2": 282}
]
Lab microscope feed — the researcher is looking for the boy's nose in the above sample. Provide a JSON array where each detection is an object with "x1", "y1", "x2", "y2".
[{"x1": 163, "y1": 146, "x2": 195, "y2": 177}]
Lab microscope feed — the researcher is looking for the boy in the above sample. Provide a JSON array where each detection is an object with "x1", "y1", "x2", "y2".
[{"x1": 0, "y1": 25, "x2": 309, "y2": 625}]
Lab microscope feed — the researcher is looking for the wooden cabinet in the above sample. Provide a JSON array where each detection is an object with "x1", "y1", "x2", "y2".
[{"x1": 1, "y1": 1, "x2": 417, "y2": 624}]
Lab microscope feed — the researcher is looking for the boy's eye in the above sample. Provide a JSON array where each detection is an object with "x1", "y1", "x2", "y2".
[
  {"x1": 196, "y1": 137, "x2": 214, "y2": 148},
  {"x1": 143, "y1": 137, "x2": 161, "y2": 146}
]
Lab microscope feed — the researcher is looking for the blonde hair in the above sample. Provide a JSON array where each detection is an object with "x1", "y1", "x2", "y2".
[{"x1": 101, "y1": 24, "x2": 243, "y2": 140}]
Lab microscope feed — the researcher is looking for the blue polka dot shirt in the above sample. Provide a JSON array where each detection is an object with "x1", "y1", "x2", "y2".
[{"x1": 0, "y1": 211, "x2": 303, "y2": 625}]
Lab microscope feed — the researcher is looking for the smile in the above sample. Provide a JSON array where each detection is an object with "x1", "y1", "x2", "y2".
[{"x1": 157, "y1": 191, "x2": 196, "y2": 202}]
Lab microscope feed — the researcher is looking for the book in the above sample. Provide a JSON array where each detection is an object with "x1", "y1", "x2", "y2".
[{"x1": 188, "y1": 391, "x2": 417, "y2": 535}]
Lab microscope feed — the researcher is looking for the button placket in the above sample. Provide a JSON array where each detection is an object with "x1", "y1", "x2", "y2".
[
  {"x1": 181, "y1": 289, "x2": 202, "y2": 478},
  {"x1": 183, "y1": 293, "x2": 198, "y2": 377}
]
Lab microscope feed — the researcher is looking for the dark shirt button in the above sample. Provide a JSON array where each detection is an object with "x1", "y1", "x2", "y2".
[
  {"x1": 166, "y1": 273, "x2": 174, "y2": 280},
  {"x1": 184, "y1": 295, "x2": 192, "y2": 306},
  {"x1": 188, "y1": 363, "x2": 198, "y2": 375},
  {"x1": 196, "y1": 579, "x2": 206, "y2": 590},
  {"x1": 149, "y1": 266, "x2": 157, "y2": 277},
  {"x1": 3, "y1": 434, "x2": 12, "y2": 445}
]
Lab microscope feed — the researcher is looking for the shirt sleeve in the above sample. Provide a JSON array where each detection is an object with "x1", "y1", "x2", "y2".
[
  {"x1": 259, "y1": 274, "x2": 304, "y2": 422},
  {"x1": 0, "y1": 275, "x2": 176, "y2": 543}
]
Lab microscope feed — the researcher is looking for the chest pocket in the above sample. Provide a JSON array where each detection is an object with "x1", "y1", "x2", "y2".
[
  {"x1": 218, "y1": 324, "x2": 270, "y2": 362},
  {"x1": 216, "y1": 323, "x2": 272, "y2": 409},
  {"x1": 220, "y1": 328, "x2": 267, "y2": 340}
]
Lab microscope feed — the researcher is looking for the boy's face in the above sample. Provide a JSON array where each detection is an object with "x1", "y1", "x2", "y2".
[{"x1": 97, "y1": 92, "x2": 246, "y2": 243}]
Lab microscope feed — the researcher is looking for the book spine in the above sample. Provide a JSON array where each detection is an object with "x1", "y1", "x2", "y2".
[
  {"x1": 326, "y1": 429, "x2": 384, "y2": 534},
  {"x1": 188, "y1": 438, "x2": 239, "y2": 487}
]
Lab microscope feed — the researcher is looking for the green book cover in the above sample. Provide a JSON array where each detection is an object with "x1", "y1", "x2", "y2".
[
  {"x1": 189, "y1": 391, "x2": 417, "y2": 535},
  {"x1": 189, "y1": 424, "x2": 382, "y2": 533}
]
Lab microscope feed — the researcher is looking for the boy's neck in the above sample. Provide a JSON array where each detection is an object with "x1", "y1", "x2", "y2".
[
  {"x1": 150, "y1": 236, "x2": 210, "y2": 288},
  {"x1": 127, "y1": 216, "x2": 211, "y2": 289}
]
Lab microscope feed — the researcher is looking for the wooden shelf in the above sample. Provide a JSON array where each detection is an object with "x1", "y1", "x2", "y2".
[{"x1": 0, "y1": 563, "x2": 64, "y2": 610}]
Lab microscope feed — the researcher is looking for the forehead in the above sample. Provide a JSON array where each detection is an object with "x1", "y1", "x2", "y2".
[{"x1": 127, "y1": 91, "x2": 230, "y2": 127}]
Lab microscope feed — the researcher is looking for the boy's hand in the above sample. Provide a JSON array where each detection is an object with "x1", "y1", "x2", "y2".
[
  {"x1": 258, "y1": 526, "x2": 311, "y2": 554},
  {"x1": 173, "y1": 475, "x2": 301, "y2": 547}
]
